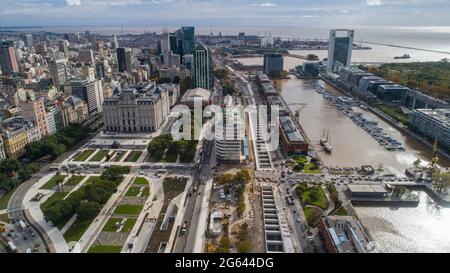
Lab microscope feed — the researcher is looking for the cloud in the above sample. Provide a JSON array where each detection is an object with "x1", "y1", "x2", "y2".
[
  {"x1": 251, "y1": 2, "x2": 277, "y2": 7},
  {"x1": 366, "y1": 0, "x2": 382, "y2": 5},
  {"x1": 66, "y1": 0, "x2": 81, "y2": 5}
]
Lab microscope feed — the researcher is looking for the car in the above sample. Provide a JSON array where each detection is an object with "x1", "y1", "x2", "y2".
[
  {"x1": 296, "y1": 218, "x2": 301, "y2": 223},
  {"x1": 23, "y1": 236, "x2": 28, "y2": 240}
]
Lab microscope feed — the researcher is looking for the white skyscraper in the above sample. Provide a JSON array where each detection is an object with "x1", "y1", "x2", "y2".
[{"x1": 327, "y1": 29, "x2": 354, "y2": 74}]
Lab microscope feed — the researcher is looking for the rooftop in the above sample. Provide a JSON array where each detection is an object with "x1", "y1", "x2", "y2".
[
  {"x1": 279, "y1": 116, "x2": 306, "y2": 143},
  {"x1": 415, "y1": 108, "x2": 450, "y2": 127}
]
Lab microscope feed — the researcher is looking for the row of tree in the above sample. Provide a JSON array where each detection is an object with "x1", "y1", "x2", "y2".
[{"x1": 25, "y1": 123, "x2": 90, "y2": 161}]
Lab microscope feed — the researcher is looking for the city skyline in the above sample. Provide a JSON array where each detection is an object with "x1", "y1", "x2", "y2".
[{"x1": 1, "y1": 0, "x2": 450, "y2": 27}]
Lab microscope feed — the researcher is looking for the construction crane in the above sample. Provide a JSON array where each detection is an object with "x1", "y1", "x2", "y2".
[
  {"x1": 287, "y1": 103, "x2": 308, "y2": 123},
  {"x1": 427, "y1": 139, "x2": 439, "y2": 172}
]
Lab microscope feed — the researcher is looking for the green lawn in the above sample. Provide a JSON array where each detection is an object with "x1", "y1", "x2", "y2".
[
  {"x1": 133, "y1": 177, "x2": 149, "y2": 186},
  {"x1": 89, "y1": 150, "x2": 109, "y2": 162},
  {"x1": 124, "y1": 151, "x2": 143, "y2": 162},
  {"x1": 333, "y1": 206, "x2": 349, "y2": 216},
  {"x1": 114, "y1": 152, "x2": 126, "y2": 162},
  {"x1": 303, "y1": 207, "x2": 322, "y2": 227},
  {"x1": 125, "y1": 187, "x2": 149, "y2": 197},
  {"x1": 102, "y1": 218, "x2": 125, "y2": 232},
  {"x1": 376, "y1": 104, "x2": 409, "y2": 126},
  {"x1": 0, "y1": 213, "x2": 9, "y2": 223},
  {"x1": 64, "y1": 176, "x2": 85, "y2": 187},
  {"x1": 88, "y1": 245, "x2": 123, "y2": 253},
  {"x1": 303, "y1": 163, "x2": 321, "y2": 174},
  {"x1": 299, "y1": 187, "x2": 329, "y2": 210},
  {"x1": 122, "y1": 218, "x2": 137, "y2": 232},
  {"x1": 74, "y1": 150, "x2": 95, "y2": 161},
  {"x1": 0, "y1": 184, "x2": 20, "y2": 210},
  {"x1": 40, "y1": 192, "x2": 68, "y2": 211},
  {"x1": 163, "y1": 177, "x2": 188, "y2": 200},
  {"x1": 113, "y1": 205, "x2": 143, "y2": 215},
  {"x1": 40, "y1": 175, "x2": 66, "y2": 190},
  {"x1": 63, "y1": 218, "x2": 93, "y2": 243}
]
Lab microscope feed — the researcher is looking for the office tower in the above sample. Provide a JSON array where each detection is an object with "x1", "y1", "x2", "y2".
[
  {"x1": 95, "y1": 62, "x2": 105, "y2": 80},
  {"x1": 111, "y1": 35, "x2": 119, "y2": 49},
  {"x1": 59, "y1": 40, "x2": 70, "y2": 58},
  {"x1": 181, "y1": 27, "x2": 195, "y2": 55},
  {"x1": 20, "y1": 97, "x2": 50, "y2": 137},
  {"x1": 67, "y1": 78, "x2": 104, "y2": 115},
  {"x1": 103, "y1": 85, "x2": 170, "y2": 133},
  {"x1": 193, "y1": 44, "x2": 214, "y2": 90},
  {"x1": 85, "y1": 30, "x2": 91, "y2": 41},
  {"x1": 169, "y1": 33, "x2": 180, "y2": 55},
  {"x1": 215, "y1": 95, "x2": 243, "y2": 163},
  {"x1": 183, "y1": 54, "x2": 193, "y2": 70},
  {"x1": 78, "y1": 48, "x2": 94, "y2": 64},
  {"x1": 25, "y1": 34, "x2": 33, "y2": 48},
  {"x1": 160, "y1": 32, "x2": 171, "y2": 54},
  {"x1": 0, "y1": 138, "x2": 6, "y2": 161},
  {"x1": 0, "y1": 41, "x2": 19, "y2": 75},
  {"x1": 263, "y1": 53, "x2": 284, "y2": 77},
  {"x1": 117, "y1": 47, "x2": 132, "y2": 73},
  {"x1": 327, "y1": 29, "x2": 354, "y2": 74},
  {"x1": 49, "y1": 59, "x2": 67, "y2": 88}
]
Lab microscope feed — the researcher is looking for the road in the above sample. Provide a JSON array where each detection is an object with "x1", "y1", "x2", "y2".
[{"x1": 6, "y1": 131, "x2": 98, "y2": 253}]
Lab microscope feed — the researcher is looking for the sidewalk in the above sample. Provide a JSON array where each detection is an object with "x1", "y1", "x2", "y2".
[{"x1": 23, "y1": 172, "x2": 70, "y2": 253}]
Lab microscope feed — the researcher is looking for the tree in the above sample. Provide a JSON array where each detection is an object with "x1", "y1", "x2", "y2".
[
  {"x1": 18, "y1": 164, "x2": 40, "y2": 181},
  {"x1": 77, "y1": 201, "x2": 101, "y2": 220},
  {"x1": 0, "y1": 173, "x2": 16, "y2": 192},
  {"x1": 100, "y1": 166, "x2": 130, "y2": 182},
  {"x1": 0, "y1": 158, "x2": 21, "y2": 177},
  {"x1": 238, "y1": 240, "x2": 252, "y2": 253},
  {"x1": 413, "y1": 159, "x2": 422, "y2": 168}
]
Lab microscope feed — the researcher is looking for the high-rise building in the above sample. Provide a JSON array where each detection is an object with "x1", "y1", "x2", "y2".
[
  {"x1": 160, "y1": 32, "x2": 171, "y2": 55},
  {"x1": 181, "y1": 27, "x2": 195, "y2": 55},
  {"x1": 82, "y1": 65, "x2": 96, "y2": 81},
  {"x1": 193, "y1": 44, "x2": 214, "y2": 90},
  {"x1": 0, "y1": 41, "x2": 19, "y2": 75},
  {"x1": 66, "y1": 78, "x2": 104, "y2": 116},
  {"x1": 327, "y1": 29, "x2": 354, "y2": 74},
  {"x1": 117, "y1": 47, "x2": 132, "y2": 73},
  {"x1": 263, "y1": 53, "x2": 284, "y2": 78},
  {"x1": 20, "y1": 97, "x2": 50, "y2": 137},
  {"x1": 111, "y1": 35, "x2": 119, "y2": 49},
  {"x1": 0, "y1": 137, "x2": 6, "y2": 161},
  {"x1": 78, "y1": 48, "x2": 94, "y2": 64},
  {"x1": 25, "y1": 34, "x2": 33, "y2": 48},
  {"x1": 215, "y1": 95, "x2": 243, "y2": 163},
  {"x1": 59, "y1": 40, "x2": 70, "y2": 59},
  {"x1": 49, "y1": 59, "x2": 67, "y2": 88}
]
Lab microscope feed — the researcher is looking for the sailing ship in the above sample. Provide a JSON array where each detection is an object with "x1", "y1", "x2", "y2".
[{"x1": 320, "y1": 129, "x2": 333, "y2": 153}]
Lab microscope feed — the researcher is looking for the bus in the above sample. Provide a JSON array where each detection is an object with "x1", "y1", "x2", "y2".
[
  {"x1": 8, "y1": 241, "x2": 17, "y2": 253},
  {"x1": 19, "y1": 220, "x2": 27, "y2": 231}
]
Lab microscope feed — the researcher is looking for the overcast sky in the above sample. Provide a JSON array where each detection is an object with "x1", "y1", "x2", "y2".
[{"x1": 1, "y1": 0, "x2": 450, "y2": 27}]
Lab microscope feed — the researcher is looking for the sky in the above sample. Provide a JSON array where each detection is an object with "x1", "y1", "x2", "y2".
[{"x1": 1, "y1": 0, "x2": 450, "y2": 28}]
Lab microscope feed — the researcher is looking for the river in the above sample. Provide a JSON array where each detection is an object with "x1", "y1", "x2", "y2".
[
  {"x1": 277, "y1": 77, "x2": 450, "y2": 253},
  {"x1": 238, "y1": 51, "x2": 450, "y2": 252}
]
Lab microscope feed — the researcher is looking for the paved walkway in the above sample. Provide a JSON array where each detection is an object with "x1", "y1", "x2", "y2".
[
  {"x1": 23, "y1": 172, "x2": 70, "y2": 253},
  {"x1": 122, "y1": 175, "x2": 164, "y2": 253}
]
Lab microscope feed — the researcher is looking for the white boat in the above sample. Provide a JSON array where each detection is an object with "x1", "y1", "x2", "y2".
[{"x1": 320, "y1": 129, "x2": 333, "y2": 153}]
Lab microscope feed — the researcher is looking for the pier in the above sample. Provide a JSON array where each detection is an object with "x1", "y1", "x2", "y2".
[{"x1": 356, "y1": 40, "x2": 450, "y2": 55}]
